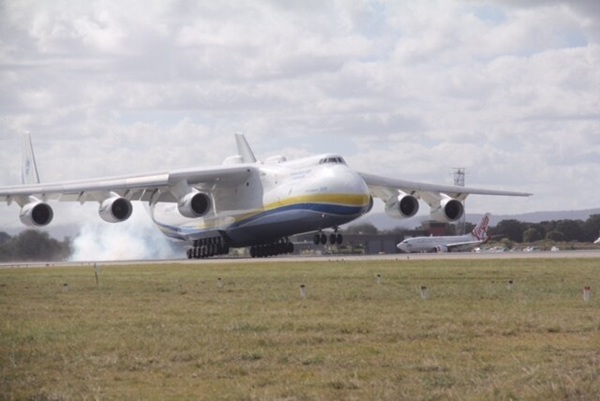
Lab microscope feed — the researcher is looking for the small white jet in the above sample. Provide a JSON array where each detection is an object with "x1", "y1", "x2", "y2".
[
  {"x1": 397, "y1": 213, "x2": 492, "y2": 253},
  {"x1": 1, "y1": 134, "x2": 529, "y2": 258}
]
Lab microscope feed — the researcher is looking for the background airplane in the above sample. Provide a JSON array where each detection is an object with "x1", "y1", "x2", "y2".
[
  {"x1": 0, "y1": 134, "x2": 530, "y2": 258},
  {"x1": 397, "y1": 213, "x2": 492, "y2": 253}
]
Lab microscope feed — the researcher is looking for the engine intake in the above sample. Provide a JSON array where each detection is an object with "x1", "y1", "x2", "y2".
[
  {"x1": 384, "y1": 194, "x2": 419, "y2": 219},
  {"x1": 430, "y1": 197, "x2": 464, "y2": 222},
  {"x1": 20, "y1": 201, "x2": 54, "y2": 226},
  {"x1": 99, "y1": 196, "x2": 133, "y2": 223},
  {"x1": 178, "y1": 192, "x2": 211, "y2": 218}
]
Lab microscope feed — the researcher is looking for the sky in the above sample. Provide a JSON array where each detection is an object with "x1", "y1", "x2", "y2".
[{"x1": 1, "y1": 0, "x2": 600, "y2": 240}]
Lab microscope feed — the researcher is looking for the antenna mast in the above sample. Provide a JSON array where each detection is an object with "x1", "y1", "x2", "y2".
[{"x1": 453, "y1": 168, "x2": 466, "y2": 234}]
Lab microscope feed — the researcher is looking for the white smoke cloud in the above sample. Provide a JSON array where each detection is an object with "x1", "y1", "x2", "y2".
[{"x1": 68, "y1": 206, "x2": 183, "y2": 261}]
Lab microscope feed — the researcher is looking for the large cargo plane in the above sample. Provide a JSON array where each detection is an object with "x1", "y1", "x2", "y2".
[{"x1": 0, "y1": 134, "x2": 530, "y2": 258}]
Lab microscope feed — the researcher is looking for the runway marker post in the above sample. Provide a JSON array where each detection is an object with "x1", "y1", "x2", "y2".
[
  {"x1": 583, "y1": 286, "x2": 591, "y2": 303},
  {"x1": 420, "y1": 286, "x2": 428, "y2": 300},
  {"x1": 93, "y1": 263, "x2": 100, "y2": 287}
]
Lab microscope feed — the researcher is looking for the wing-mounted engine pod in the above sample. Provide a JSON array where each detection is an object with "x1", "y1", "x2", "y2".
[
  {"x1": 177, "y1": 191, "x2": 211, "y2": 218},
  {"x1": 384, "y1": 193, "x2": 419, "y2": 219},
  {"x1": 430, "y1": 197, "x2": 464, "y2": 222},
  {"x1": 19, "y1": 201, "x2": 54, "y2": 226},
  {"x1": 99, "y1": 196, "x2": 133, "y2": 223}
]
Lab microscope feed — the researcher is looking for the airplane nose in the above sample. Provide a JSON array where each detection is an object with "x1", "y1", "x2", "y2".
[
  {"x1": 342, "y1": 168, "x2": 372, "y2": 211},
  {"x1": 397, "y1": 242, "x2": 409, "y2": 252},
  {"x1": 322, "y1": 165, "x2": 370, "y2": 200}
]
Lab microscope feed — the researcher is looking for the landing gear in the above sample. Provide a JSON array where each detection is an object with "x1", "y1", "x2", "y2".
[
  {"x1": 250, "y1": 238, "x2": 294, "y2": 258},
  {"x1": 314, "y1": 233, "x2": 327, "y2": 245},
  {"x1": 187, "y1": 237, "x2": 230, "y2": 259},
  {"x1": 314, "y1": 230, "x2": 343, "y2": 245},
  {"x1": 329, "y1": 233, "x2": 343, "y2": 245}
]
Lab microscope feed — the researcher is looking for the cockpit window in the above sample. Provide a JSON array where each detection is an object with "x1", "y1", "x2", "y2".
[{"x1": 319, "y1": 156, "x2": 346, "y2": 165}]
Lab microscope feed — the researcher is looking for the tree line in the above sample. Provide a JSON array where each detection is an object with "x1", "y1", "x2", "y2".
[
  {"x1": 2, "y1": 215, "x2": 600, "y2": 261},
  {"x1": 344, "y1": 214, "x2": 600, "y2": 244},
  {"x1": 488, "y1": 214, "x2": 600, "y2": 243},
  {"x1": 0, "y1": 230, "x2": 71, "y2": 262}
]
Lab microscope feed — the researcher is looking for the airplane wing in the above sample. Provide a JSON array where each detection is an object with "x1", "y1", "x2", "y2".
[
  {"x1": 444, "y1": 240, "x2": 484, "y2": 251},
  {"x1": 358, "y1": 172, "x2": 531, "y2": 200},
  {"x1": 0, "y1": 164, "x2": 256, "y2": 205},
  {"x1": 358, "y1": 171, "x2": 531, "y2": 222}
]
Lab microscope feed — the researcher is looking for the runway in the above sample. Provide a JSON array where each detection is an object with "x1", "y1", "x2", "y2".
[{"x1": 2, "y1": 249, "x2": 600, "y2": 269}]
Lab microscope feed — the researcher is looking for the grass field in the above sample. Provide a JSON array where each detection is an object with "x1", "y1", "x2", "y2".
[{"x1": 1, "y1": 257, "x2": 599, "y2": 400}]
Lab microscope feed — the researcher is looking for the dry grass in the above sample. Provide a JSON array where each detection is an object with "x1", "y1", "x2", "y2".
[{"x1": 1, "y1": 258, "x2": 599, "y2": 400}]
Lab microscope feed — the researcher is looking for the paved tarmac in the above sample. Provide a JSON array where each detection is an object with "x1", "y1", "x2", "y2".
[{"x1": 2, "y1": 249, "x2": 600, "y2": 269}]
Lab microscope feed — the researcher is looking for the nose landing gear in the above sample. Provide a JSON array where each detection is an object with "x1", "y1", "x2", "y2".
[{"x1": 313, "y1": 229, "x2": 343, "y2": 245}]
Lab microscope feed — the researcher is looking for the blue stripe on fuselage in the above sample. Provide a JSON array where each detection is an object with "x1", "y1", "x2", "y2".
[{"x1": 153, "y1": 202, "x2": 366, "y2": 245}]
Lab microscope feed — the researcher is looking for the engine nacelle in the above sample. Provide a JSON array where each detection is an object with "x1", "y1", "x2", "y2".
[
  {"x1": 99, "y1": 197, "x2": 133, "y2": 223},
  {"x1": 177, "y1": 192, "x2": 211, "y2": 218},
  {"x1": 429, "y1": 197, "x2": 464, "y2": 222},
  {"x1": 436, "y1": 245, "x2": 449, "y2": 253},
  {"x1": 19, "y1": 201, "x2": 54, "y2": 227},
  {"x1": 384, "y1": 194, "x2": 419, "y2": 219}
]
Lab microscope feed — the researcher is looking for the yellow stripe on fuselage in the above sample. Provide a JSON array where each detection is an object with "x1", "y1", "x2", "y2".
[
  {"x1": 181, "y1": 193, "x2": 370, "y2": 231},
  {"x1": 268, "y1": 193, "x2": 371, "y2": 209}
]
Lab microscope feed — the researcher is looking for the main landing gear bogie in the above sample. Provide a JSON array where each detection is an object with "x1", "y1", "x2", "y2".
[
  {"x1": 250, "y1": 238, "x2": 294, "y2": 258},
  {"x1": 188, "y1": 237, "x2": 229, "y2": 259}
]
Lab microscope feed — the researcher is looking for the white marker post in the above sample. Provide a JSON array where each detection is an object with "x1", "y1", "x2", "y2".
[
  {"x1": 217, "y1": 277, "x2": 223, "y2": 288},
  {"x1": 300, "y1": 284, "x2": 306, "y2": 299},
  {"x1": 583, "y1": 286, "x2": 591, "y2": 303},
  {"x1": 420, "y1": 286, "x2": 428, "y2": 300},
  {"x1": 376, "y1": 274, "x2": 382, "y2": 285},
  {"x1": 507, "y1": 280, "x2": 513, "y2": 291},
  {"x1": 93, "y1": 263, "x2": 100, "y2": 287}
]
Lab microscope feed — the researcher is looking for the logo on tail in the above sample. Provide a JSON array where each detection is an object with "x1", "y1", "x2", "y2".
[{"x1": 471, "y1": 213, "x2": 490, "y2": 241}]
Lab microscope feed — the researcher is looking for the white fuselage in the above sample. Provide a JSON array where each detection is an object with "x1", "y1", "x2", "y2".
[
  {"x1": 150, "y1": 154, "x2": 372, "y2": 247},
  {"x1": 396, "y1": 233, "x2": 479, "y2": 253}
]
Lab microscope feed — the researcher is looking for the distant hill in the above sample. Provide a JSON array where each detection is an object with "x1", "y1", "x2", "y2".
[{"x1": 348, "y1": 208, "x2": 600, "y2": 231}]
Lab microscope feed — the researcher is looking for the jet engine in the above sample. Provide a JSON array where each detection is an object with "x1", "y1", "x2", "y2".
[
  {"x1": 384, "y1": 193, "x2": 419, "y2": 219},
  {"x1": 99, "y1": 196, "x2": 133, "y2": 223},
  {"x1": 20, "y1": 201, "x2": 54, "y2": 226},
  {"x1": 435, "y1": 245, "x2": 449, "y2": 253},
  {"x1": 429, "y1": 196, "x2": 464, "y2": 222},
  {"x1": 177, "y1": 191, "x2": 211, "y2": 218}
]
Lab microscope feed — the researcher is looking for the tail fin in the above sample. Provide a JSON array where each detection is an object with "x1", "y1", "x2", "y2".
[
  {"x1": 21, "y1": 132, "x2": 40, "y2": 184},
  {"x1": 471, "y1": 213, "x2": 491, "y2": 240},
  {"x1": 234, "y1": 133, "x2": 257, "y2": 163}
]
